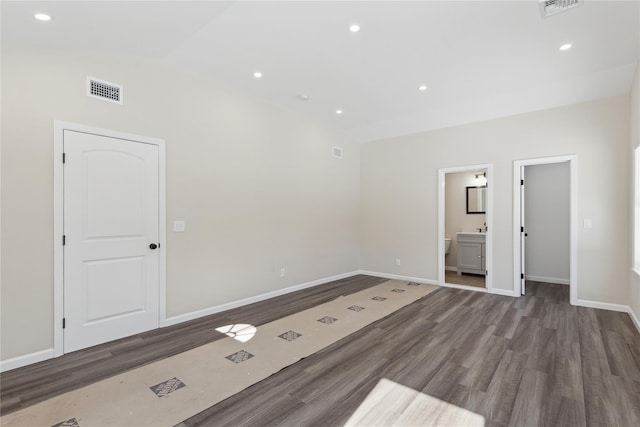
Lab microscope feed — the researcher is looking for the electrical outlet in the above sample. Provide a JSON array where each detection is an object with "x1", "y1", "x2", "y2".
[
  {"x1": 395, "y1": 258, "x2": 401, "y2": 267},
  {"x1": 280, "y1": 268, "x2": 286, "y2": 278}
]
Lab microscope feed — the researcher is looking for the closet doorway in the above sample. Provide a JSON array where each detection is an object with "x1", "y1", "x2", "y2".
[{"x1": 513, "y1": 155, "x2": 577, "y2": 304}]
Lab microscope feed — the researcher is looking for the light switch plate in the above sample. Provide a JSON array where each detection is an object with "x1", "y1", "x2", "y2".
[
  {"x1": 173, "y1": 220, "x2": 186, "y2": 232},
  {"x1": 583, "y1": 219, "x2": 592, "y2": 229}
]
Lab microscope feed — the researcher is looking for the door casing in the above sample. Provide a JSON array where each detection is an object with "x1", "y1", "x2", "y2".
[
  {"x1": 53, "y1": 121, "x2": 167, "y2": 356},
  {"x1": 513, "y1": 155, "x2": 577, "y2": 304},
  {"x1": 437, "y1": 163, "x2": 494, "y2": 292}
]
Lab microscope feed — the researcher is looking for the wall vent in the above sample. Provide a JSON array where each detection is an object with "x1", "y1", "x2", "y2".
[
  {"x1": 87, "y1": 77, "x2": 123, "y2": 104},
  {"x1": 539, "y1": 0, "x2": 582, "y2": 18},
  {"x1": 332, "y1": 146, "x2": 343, "y2": 159}
]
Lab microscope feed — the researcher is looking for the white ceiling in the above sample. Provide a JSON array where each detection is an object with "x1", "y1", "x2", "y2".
[{"x1": 3, "y1": 1, "x2": 639, "y2": 141}]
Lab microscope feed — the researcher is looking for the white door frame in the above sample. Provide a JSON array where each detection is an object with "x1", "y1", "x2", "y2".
[
  {"x1": 513, "y1": 155, "x2": 577, "y2": 305},
  {"x1": 53, "y1": 121, "x2": 166, "y2": 357},
  {"x1": 438, "y1": 163, "x2": 494, "y2": 292}
]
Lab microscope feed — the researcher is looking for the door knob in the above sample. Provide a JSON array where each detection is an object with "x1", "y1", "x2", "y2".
[{"x1": 149, "y1": 243, "x2": 159, "y2": 250}]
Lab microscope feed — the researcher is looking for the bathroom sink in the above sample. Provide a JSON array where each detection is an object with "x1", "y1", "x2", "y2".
[{"x1": 456, "y1": 231, "x2": 486, "y2": 235}]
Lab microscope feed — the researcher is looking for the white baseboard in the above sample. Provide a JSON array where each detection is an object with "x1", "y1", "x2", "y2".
[
  {"x1": 525, "y1": 275, "x2": 569, "y2": 285},
  {"x1": 0, "y1": 348, "x2": 55, "y2": 373},
  {"x1": 445, "y1": 266, "x2": 457, "y2": 272},
  {"x1": 357, "y1": 270, "x2": 439, "y2": 286},
  {"x1": 576, "y1": 299, "x2": 629, "y2": 313},
  {"x1": 162, "y1": 271, "x2": 361, "y2": 327},
  {"x1": 1, "y1": 271, "x2": 361, "y2": 372},
  {"x1": 628, "y1": 305, "x2": 640, "y2": 335},
  {"x1": 442, "y1": 282, "x2": 488, "y2": 293},
  {"x1": 8, "y1": 271, "x2": 633, "y2": 372},
  {"x1": 489, "y1": 288, "x2": 520, "y2": 297},
  {"x1": 359, "y1": 270, "x2": 522, "y2": 296}
]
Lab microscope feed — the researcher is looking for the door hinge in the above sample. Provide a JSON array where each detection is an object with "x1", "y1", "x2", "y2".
[
  {"x1": 63, "y1": 235, "x2": 66, "y2": 246},
  {"x1": 62, "y1": 318, "x2": 66, "y2": 329},
  {"x1": 62, "y1": 153, "x2": 66, "y2": 163},
  {"x1": 485, "y1": 270, "x2": 488, "y2": 276},
  {"x1": 520, "y1": 179, "x2": 524, "y2": 185},
  {"x1": 521, "y1": 226, "x2": 524, "y2": 232},
  {"x1": 521, "y1": 273, "x2": 524, "y2": 279}
]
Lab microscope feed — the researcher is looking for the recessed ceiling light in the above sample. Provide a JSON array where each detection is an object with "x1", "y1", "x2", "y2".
[
  {"x1": 253, "y1": 71, "x2": 262, "y2": 78},
  {"x1": 418, "y1": 85, "x2": 428, "y2": 91},
  {"x1": 297, "y1": 94, "x2": 310, "y2": 101},
  {"x1": 34, "y1": 13, "x2": 51, "y2": 21},
  {"x1": 559, "y1": 43, "x2": 572, "y2": 51},
  {"x1": 336, "y1": 109, "x2": 343, "y2": 115},
  {"x1": 349, "y1": 24, "x2": 360, "y2": 33}
]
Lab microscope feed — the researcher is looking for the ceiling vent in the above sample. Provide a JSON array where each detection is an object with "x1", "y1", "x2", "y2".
[
  {"x1": 87, "y1": 76, "x2": 123, "y2": 104},
  {"x1": 332, "y1": 146, "x2": 343, "y2": 159},
  {"x1": 539, "y1": 0, "x2": 582, "y2": 18}
]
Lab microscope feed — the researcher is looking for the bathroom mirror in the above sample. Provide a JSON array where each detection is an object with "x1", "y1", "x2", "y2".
[{"x1": 466, "y1": 186, "x2": 486, "y2": 214}]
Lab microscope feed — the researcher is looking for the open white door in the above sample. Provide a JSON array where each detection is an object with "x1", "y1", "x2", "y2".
[
  {"x1": 520, "y1": 166, "x2": 526, "y2": 295},
  {"x1": 513, "y1": 155, "x2": 576, "y2": 303},
  {"x1": 63, "y1": 130, "x2": 160, "y2": 353}
]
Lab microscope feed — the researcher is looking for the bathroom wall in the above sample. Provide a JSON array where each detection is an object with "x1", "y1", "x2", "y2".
[
  {"x1": 524, "y1": 162, "x2": 570, "y2": 284},
  {"x1": 444, "y1": 171, "x2": 486, "y2": 270}
]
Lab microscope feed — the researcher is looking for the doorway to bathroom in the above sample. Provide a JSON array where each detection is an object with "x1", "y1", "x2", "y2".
[{"x1": 438, "y1": 164, "x2": 493, "y2": 291}]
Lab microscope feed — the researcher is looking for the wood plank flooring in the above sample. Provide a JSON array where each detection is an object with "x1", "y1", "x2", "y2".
[
  {"x1": 0, "y1": 274, "x2": 387, "y2": 415},
  {"x1": 180, "y1": 280, "x2": 640, "y2": 427},
  {"x1": 2, "y1": 277, "x2": 640, "y2": 427},
  {"x1": 445, "y1": 270, "x2": 486, "y2": 288}
]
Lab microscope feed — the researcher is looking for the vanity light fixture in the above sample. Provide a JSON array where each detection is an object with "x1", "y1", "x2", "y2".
[
  {"x1": 34, "y1": 13, "x2": 51, "y2": 21},
  {"x1": 559, "y1": 43, "x2": 572, "y2": 51},
  {"x1": 475, "y1": 172, "x2": 487, "y2": 186}
]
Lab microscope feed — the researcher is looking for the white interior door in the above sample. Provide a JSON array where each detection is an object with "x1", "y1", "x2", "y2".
[
  {"x1": 63, "y1": 130, "x2": 159, "y2": 353},
  {"x1": 520, "y1": 166, "x2": 526, "y2": 295}
]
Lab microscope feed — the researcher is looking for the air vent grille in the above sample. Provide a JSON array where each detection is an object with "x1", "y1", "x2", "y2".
[
  {"x1": 332, "y1": 147, "x2": 343, "y2": 159},
  {"x1": 87, "y1": 77, "x2": 122, "y2": 104},
  {"x1": 539, "y1": 0, "x2": 582, "y2": 18}
]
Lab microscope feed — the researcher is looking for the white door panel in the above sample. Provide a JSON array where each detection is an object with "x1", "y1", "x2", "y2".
[
  {"x1": 84, "y1": 150, "x2": 146, "y2": 238},
  {"x1": 84, "y1": 257, "x2": 146, "y2": 322},
  {"x1": 64, "y1": 130, "x2": 159, "y2": 353}
]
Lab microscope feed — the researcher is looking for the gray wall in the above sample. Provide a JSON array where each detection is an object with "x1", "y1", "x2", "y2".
[
  {"x1": 361, "y1": 95, "x2": 630, "y2": 303},
  {"x1": 1, "y1": 46, "x2": 637, "y2": 366},
  {"x1": 631, "y1": 63, "x2": 640, "y2": 322},
  {"x1": 1, "y1": 46, "x2": 361, "y2": 361},
  {"x1": 524, "y1": 162, "x2": 570, "y2": 284}
]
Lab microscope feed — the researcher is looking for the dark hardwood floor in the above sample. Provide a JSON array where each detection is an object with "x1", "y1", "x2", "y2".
[
  {"x1": 180, "y1": 281, "x2": 640, "y2": 427},
  {"x1": 0, "y1": 274, "x2": 387, "y2": 415},
  {"x1": 2, "y1": 277, "x2": 640, "y2": 427},
  {"x1": 445, "y1": 270, "x2": 486, "y2": 288}
]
